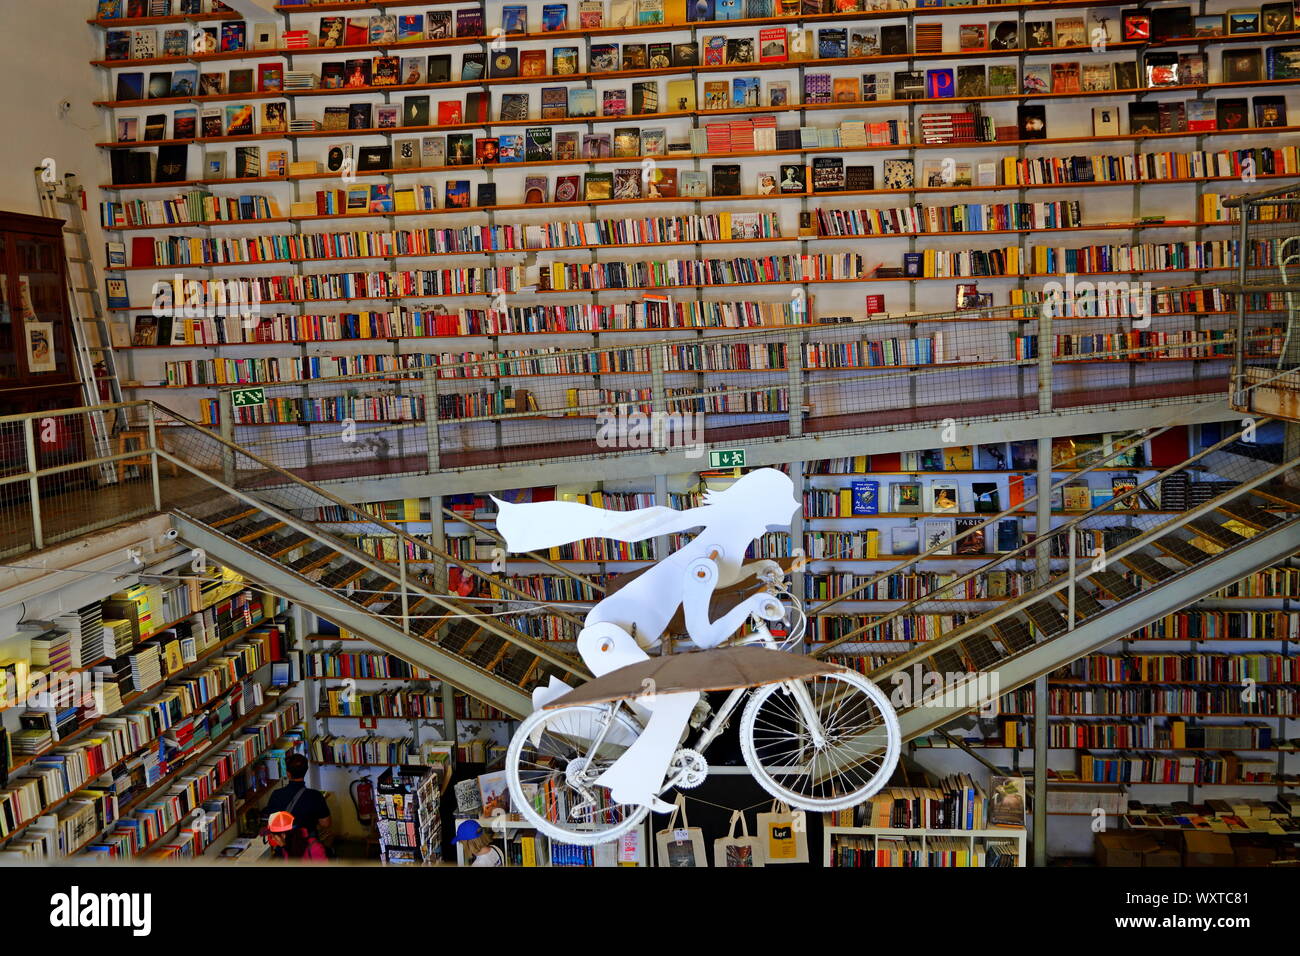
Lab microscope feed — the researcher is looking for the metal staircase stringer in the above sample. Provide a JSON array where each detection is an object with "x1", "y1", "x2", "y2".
[
  {"x1": 895, "y1": 515, "x2": 1300, "y2": 742},
  {"x1": 171, "y1": 512, "x2": 535, "y2": 718}
]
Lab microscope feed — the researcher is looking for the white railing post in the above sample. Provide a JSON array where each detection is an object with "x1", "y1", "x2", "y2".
[
  {"x1": 147, "y1": 403, "x2": 161, "y2": 512},
  {"x1": 23, "y1": 418, "x2": 42, "y2": 551}
]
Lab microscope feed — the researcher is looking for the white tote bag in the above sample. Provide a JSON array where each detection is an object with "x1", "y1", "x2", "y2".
[
  {"x1": 756, "y1": 800, "x2": 809, "y2": 864},
  {"x1": 712, "y1": 809, "x2": 766, "y2": 868},
  {"x1": 655, "y1": 793, "x2": 708, "y2": 867}
]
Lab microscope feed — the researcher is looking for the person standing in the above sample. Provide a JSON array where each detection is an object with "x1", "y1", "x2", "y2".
[
  {"x1": 454, "y1": 820, "x2": 503, "y2": 867},
  {"x1": 266, "y1": 753, "x2": 332, "y2": 841}
]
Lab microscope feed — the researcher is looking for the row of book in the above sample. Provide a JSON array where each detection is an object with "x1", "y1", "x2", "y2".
[
  {"x1": 1014, "y1": 328, "x2": 1264, "y2": 363},
  {"x1": 302, "y1": 651, "x2": 434, "y2": 680},
  {"x1": 828, "y1": 835, "x2": 1020, "y2": 867},
  {"x1": 128, "y1": 298, "x2": 811, "y2": 346},
  {"x1": 1058, "y1": 653, "x2": 1300, "y2": 684},
  {"x1": 120, "y1": 212, "x2": 786, "y2": 268},
  {"x1": 998, "y1": 685, "x2": 1299, "y2": 716},
  {"x1": 998, "y1": 718, "x2": 1283, "y2": 751},
  {"x1": 537, "y1": 252, "x2": 867, "y2": 290},
  {"x1": 826, "y1": 776, "x2": 997, "y2": 830},
  {"x1": 100, "y1": 189, "x2": 279, "y2": 228},
  {"x1": 1128, "y1": 610, "x2": 1300, "y2": 642},
  {"x1": 1078, "y1": 752, "x2": 1267, "y2": 785}
]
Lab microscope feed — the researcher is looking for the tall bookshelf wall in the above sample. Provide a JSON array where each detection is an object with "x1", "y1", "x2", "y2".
[
  {"x1": 0, "y1": 553, "x2": 306, "y2": 861},
  {"x1": 89, "y1": 0, "x2": 1300, "y2": 441}
]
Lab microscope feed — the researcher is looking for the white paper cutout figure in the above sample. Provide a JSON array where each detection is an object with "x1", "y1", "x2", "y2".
[{"x1": 493, "y1": 468, "x2": 798, "y2": 812}]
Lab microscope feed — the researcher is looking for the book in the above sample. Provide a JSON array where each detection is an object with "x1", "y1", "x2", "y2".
[
  {"x1": 890, "y1": 481, "x2": 923, "y2": 513},
  {"x1": 890, "y1": 527, "x2": 920, "y2": 556},
  {"x1": 850, "y1": 480, "x2": 879, "y2": 515}
]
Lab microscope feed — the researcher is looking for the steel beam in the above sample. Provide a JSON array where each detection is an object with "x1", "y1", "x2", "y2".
[{"x1": 312, "y1": 399, "x2": 1243, "y2": 501}]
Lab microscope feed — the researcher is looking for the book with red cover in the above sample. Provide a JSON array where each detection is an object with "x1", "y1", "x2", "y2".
[
  {"x1": 131, "y1": 236, "x2": 156, "y2": 267},
  {"x1": 870, "y1": 452, "x2": 902, "y2": 471},
  {"x1": 1149, "y1": 426, "x2": 1190, "y2": 467}
]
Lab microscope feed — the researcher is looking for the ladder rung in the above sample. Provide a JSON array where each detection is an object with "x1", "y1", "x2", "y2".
[
  {"x1": 74, "y1": 287, "x2": 96, "y2": 294},
  {"x1": 65, "y1": 228, "x2": 85, "y2": 235}
]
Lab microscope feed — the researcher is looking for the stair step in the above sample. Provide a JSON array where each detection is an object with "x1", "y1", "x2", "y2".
[
  {"x1": 1250, "y1": 484, "x2": 1300, "y2": 510},
  {"x1": 498, "y1": 650, "x2": 541, "y2": 686},
  {"x1": 960, "y1": 634, "x2": 1003, "y2": 671},
  {"x1": 467, "y1": 634, "x2": 508, "y2": 670},
  {"x1": 266, "y1": 531, "x2": 312, "y2": 558},
  {"x1": 1150, "y1": 534, "x2": 1213, "y2": 565},
  {"x1": 1119, "y1": 553, "x2": 1177, "y2": 583},
  {"x1": 1024, "y1": 601, "x2": 1068, "y2": 637},
  {"x1": 1215, "y1": 499, "x2": 1284, "y2": 530},
  {"x1": 991, "y1": 617, "x2": 1035, "y2": 652},
  {"x1": 927, "y1": 646, "x2": 966, "y2": 676},
  {"x1": 1050, "y1": 586, "x2": 1106, "y2": 619},
  {"x1": 1087, "y1": 569, "x2": 1141, "y2": 600},
  {"x1": 206, "y1": 505, "x2": 259, "y2": 529},
  {"x1": 231, "y1": 517, "x2": 284, "y2": 543},
  {"x1": 440, "y1": 622, "x2": 484, "y2": 655},
  {"x1": 287, "y1": 548, "x2": 340, "y2": 574},
  {"x1": 318, "y1": 560, "x2": 367, "y2": 589},
  {"x1": 1187, "y1": 517, "x2": 1250, "y2": 548}
]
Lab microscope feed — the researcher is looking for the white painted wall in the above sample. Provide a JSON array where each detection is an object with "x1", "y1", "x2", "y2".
[{"x1": 0, "y1": 3, "x2": 110, "y2": 242}]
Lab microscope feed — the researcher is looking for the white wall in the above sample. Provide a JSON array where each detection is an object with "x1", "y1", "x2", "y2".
[{"x1": 0, "y1": 2, "x2": 110, "y2": 246}]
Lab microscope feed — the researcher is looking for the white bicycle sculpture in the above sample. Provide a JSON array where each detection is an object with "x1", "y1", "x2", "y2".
[{"x1": 493, "y1": 468, "x2": 901, "y2": 846}]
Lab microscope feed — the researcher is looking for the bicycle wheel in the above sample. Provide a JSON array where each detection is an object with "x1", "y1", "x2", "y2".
[
  {"x1": 505, "y1": 702, "x2": 652, "y2": 846},
  {"x1": 740, "y1": 670, "x2": 900, "y2": 811}
]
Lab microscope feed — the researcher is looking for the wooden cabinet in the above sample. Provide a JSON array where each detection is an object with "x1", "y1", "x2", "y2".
[
  {"x1": 0, "y1": 211, "x2": 86, "y2": 475},
  {"x1": 0, "y1": 211, "x2": 81, "y2": 413}
]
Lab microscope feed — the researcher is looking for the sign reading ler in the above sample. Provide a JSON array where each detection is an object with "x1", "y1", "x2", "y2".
[
  {"x1": 230, "y1": 387, "x2": 266, "y2": 409},
  {"x1": 709, "y1": 449, "x2": 746, "y2": 468}
]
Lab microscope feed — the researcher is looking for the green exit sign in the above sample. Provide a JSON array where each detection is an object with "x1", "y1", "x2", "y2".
[
  {"x1": 230, "y1": 387, "x2": 266, "y2": 409},
  {"x1": 709, "y1": 449, "x2": 746, "y2": 468}
]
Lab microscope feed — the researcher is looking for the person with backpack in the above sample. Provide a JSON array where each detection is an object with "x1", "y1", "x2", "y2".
[
  {"x1": 265, "y1": 753, "x2": 332, "y2": 842},
  {"x1": 264, "y1": 811, "x2": 328, "y2": 862}
]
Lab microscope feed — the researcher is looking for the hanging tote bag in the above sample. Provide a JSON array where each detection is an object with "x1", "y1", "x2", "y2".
[
  {"x1": 757, "y1": 800, "x2": 809, "y2": 864},
  {"x1": 712, "y1": 809, "x2": 766, "y2": 868},
  {"x1": 655, "y1": 793, "x2": 708, "y2": 867}
]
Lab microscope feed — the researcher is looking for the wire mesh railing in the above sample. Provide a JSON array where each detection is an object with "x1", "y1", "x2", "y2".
[
  {"x1": 1220, "y1": 183, "x2": 1300, "y2": 419},
  {"x1": 172, "y1": 291, "x2": 1272, "y2": 481},
  {"x1": 804, "y1": 418, "x2": 1299, "y2": 711}
]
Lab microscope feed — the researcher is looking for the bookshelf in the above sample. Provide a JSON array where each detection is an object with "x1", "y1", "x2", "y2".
[
  {"x1": 451, "y1": 815, "x2": 648, "y2": 866},
  {"x1": 85, "y1": 0, "x2": 1300, "y2": 437},
  {"x1": 824, "y1": 825, "x2": 1026, "y2": 866}
]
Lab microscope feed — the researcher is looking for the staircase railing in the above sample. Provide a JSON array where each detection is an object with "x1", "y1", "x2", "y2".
[{"x1": 155, "y1": 404, "x2": 588, "y2": 672}]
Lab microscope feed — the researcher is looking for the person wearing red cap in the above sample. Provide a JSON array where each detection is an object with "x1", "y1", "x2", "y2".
[{"x1": 263, "y1": 810, "x2": 328, "y2": 862}]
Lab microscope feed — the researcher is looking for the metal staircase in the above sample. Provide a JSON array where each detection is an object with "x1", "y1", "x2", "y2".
[
  {"x1": 152, "y1": 406, "x2": 594, "y2": 718},
  {"x1": 808, "y1": 424, "x2": 1300, "y2": 743}
]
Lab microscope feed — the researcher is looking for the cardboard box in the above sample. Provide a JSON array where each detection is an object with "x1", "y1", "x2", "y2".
[
  {"x1": 1233, "y1": 844, "x2": 1276, "y2": 867},
  {"x1": 1183, "y1": 831, "x2": 1234, "y2": 867},
  {"x1": 1096, "y1": 832, "x2": 1158, "y2": 867},
  {"x1": 1143, "y1": 840, "x2": 1182, "y2": 867}
]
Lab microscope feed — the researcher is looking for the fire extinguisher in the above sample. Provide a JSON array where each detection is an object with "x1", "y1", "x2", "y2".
[{"x1": 350, "y1": 776, "x2": 375, "y2": 825}]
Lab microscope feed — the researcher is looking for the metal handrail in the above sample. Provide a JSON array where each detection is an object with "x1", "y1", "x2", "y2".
[
  {"x1": 867, "y1": 443, "x2": 1300, "y2": 694},
  {"x1": 810, "y1": 421, "x2": 1263, "y2": 657},
  {"x1": 147, "y1": 402, "x2": 590, "y2": 633},
  {"x1": 154, "y1": 440, "x2": 587, "y2": 678}
]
